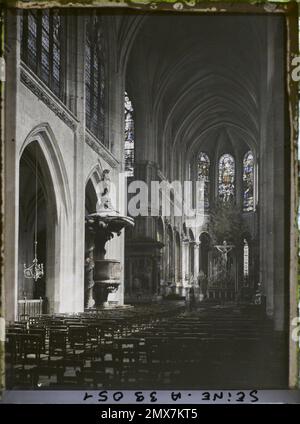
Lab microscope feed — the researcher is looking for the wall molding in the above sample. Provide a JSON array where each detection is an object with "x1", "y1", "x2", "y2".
[
  {"x1": 85, "y1": 129, "x2": 120, "y2": 169},
  {"x1": 20, "y1": 63, "x2": 78, "y2": 132}
]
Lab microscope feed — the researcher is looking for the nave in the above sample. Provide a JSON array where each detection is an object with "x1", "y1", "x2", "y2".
[
  {"x1": 4, "y1": 8, "x2": 296, "y2": 389},
  {"x1": 6, "y1": 302, "x2": 287, "y2": 389}
]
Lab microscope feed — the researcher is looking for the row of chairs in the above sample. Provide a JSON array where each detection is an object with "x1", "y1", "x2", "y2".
[
  {"x1": 5, "y1": 304, "x2": 283, "y2": 389},
  {"x1": 5, "y1": 303, "x2": 185, "y2": 388}
]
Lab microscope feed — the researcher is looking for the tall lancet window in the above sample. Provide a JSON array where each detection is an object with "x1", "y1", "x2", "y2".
[
  {"x1": 85, "y1": 15, "x2": 106, "y2": 144},
  {"x1": 243, "y1": 151, "x2": 254, "y2": 212},
  {"x1": 124, "y1": 92, "x2": 135, "y2": 177},
  {"x1": 197, "y1": 152, "x2": 210, "y2": 210},
  {"x1": 243, "y1": 239, "x2": 249, "y2": 282},
  {"x1": 218, "y1": 154, "x2": 235, "y2": 202},
  {"x1": 21, "y1": 10, "x2": 65, "y2": 100},
  {"x1": 21, "y1": 10, "x2": 38, "y2": 71}
]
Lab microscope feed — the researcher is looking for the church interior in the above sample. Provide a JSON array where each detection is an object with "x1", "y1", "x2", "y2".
[{"x1": 3, "y1": 8, "x2": 294, "y2": 389}]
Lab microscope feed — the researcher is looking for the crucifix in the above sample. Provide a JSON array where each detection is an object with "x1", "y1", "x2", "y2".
[{"x1": 215, "y1": 240, "x2": 234, "y2": 269}]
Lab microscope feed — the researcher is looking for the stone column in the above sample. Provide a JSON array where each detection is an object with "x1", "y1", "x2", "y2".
[
  {"x1": 259, "y1": 18, "x2": 273, "y2": 319},
  {"x1": 181, "y1": 240, "x2": 189, "y2": 294},
  {"x1": 5, "y1": 11, "x2": 21, "y2": 321},
  {"x1": 259, "y1": 17, "x2": 285, "y2": 330},
  {"x1": 193, "y1": 242, "x2": 200, "y2": 301},
  {"x1": 71, "y1": 14, "x2": 86, "y2": 313},
  {"x1": 271, "y1": 18, "x2": 285, "y2": 332},
  {"x1": 188, "y1": 241, "x2": 195, "y2": 281},
  {"x1": 175, "y1": 239, "x2": 182, "y2": 292},
  {"x1": 194, "y1": 243, "x2": 200, "y2": 279}
]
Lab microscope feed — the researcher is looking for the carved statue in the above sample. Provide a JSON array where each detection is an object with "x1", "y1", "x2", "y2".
[{"x1": 97, "y1": 169, "x2": 113, "y2": 212}]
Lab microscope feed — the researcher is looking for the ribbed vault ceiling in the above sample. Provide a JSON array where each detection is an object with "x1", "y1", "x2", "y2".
[{"x1": 125, "y1": 14, "x2": 267, "y2": 160}]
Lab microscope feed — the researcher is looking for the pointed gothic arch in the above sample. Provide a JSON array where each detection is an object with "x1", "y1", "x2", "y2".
[{"x1": 18, "y1": 125, "x2": 73, "y2": 316}]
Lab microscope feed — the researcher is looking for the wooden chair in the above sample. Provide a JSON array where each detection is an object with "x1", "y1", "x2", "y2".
[
  {"x1": 13, "y1": 334, "x2": 44, "y2": 388},
  {"x1": 28, "y1": 327, "x2": 46, "y2": 353},
  {"x1": 38, "y1": 329, "x2": 68, "y2": 384},
  {"x1": 48, "y1": 329, "x2": 67, "y2": 358},
  {"x1": 68, "y1": 325, "x2": 88, "y2": 352}
]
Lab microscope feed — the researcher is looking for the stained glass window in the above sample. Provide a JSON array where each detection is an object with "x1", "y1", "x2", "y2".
[
  {"x1": 27, "y1": 11, "x2": 38, "y2": 71},
  {"x1": 41, "y1": 10, "x2": 50, "y2": 84},
  {"x1": 21, "y1": 10, "x2": 64, "y2": 101},
  {"x1": 218, "y1": 154, "x2": 235, "y2": 202},
  {"x1": 124, "y1": 92, "x2": 134, "y2": 177},
  {"x1": 197, "y1": 152, "x2": 210, "y2": 210},
  {"x1": 52, "y1": 13, "x2": 62, "y2": 97},
  {"x1": 243, "y1": 151, "x2": 254, "y2": 212},
  {"x1": 85, "y1": 16, "x2": 106, "y2": 144},
  {"x1": 243, "y1": 239, "x2": 249, "y2": 281}
]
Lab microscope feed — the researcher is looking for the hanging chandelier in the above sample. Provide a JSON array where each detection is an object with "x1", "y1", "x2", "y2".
[{"x1": 24, "y1": 144, "x2": 44, "y2": 282}]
